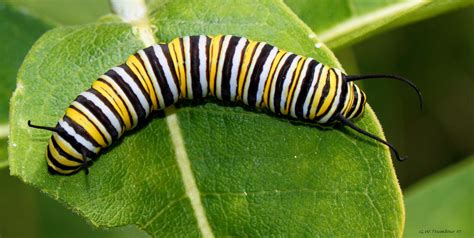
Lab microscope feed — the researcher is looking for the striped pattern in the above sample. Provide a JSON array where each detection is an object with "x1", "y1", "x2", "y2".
[{"x1": 45, "y1": 35, "x2": 367, "y2": 175}]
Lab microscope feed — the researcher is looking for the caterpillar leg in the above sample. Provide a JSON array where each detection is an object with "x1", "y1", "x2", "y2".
[
  {"x1": 336, "y1": 113, "x2": 406, "y2": 162},
  {"x1": 81, "y1": 151, "x2": 93, "y2": 175}
]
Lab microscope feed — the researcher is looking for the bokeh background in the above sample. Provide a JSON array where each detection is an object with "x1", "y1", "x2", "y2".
[{"x1": 1, "y1": 2, "x2": 472, "y2": 237}]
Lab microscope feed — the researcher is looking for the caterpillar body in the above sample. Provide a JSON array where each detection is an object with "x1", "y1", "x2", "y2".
[{"x1": 28, "y1": 35, "x2": 421, "y2": 175}]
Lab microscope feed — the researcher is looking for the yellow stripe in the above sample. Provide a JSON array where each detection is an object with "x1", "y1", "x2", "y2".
[
  {"x1": 168, "y1": 42, "x2": 181, "y2": 90},
  {"x1": 169, "y1": 38, "x2": 186, "y2": 98},
  {"x1": 65, "y1": 107, "x2": 107, "y2": 148},
  {"x1": 46, "y1": 157, "x2": 72, "y2": 175},
  {"x1": 71, "y1": 102, "x2": 112, "y2": 145},
  {"x1": 237, "y1": 40, "x2": 258, "y2": 100},
  {"x1": 126, "y1": 55, "x2": 158, "y2": 110},
  {"x1": 361, "y1": 90, "x2": 367, "y2": 112},
  {"x1": 284, "y1": 57, "x2": 306, "y2": 114},
  {"x1": 48, "y1": 139, "x2": 82, "y2": 167},
  {"x1": 343, "y1": 82, "x2": 354, "y2": 116},
  {"x1": 316, "y1": 69, "x2": 338, "y2": 117},
  {"x1": 53, "y1": 133, "x2": 82, "y2": 160},
  {"x1": 263, "y1": 50, "x2": 286, "y2": 107},
  {"x1": 209, "y1": 35, "x2": 224, "y2": 96},
  {"x1": 92, "y1": 80, "x2": 132, "y2": 129},
  {"x1": 309, "y1": 67, "x2": 329, "y2": 120}
]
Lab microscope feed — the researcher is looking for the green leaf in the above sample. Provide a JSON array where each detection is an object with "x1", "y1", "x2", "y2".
[
  {"x1": 286, "y1": 0, "x2": 474, "y2": 48},
  {"x1": 0, "y1": 2, "x2": 50, "y2": 167},
  {"x1": 404, "y1": 157, "x2": 474, "y2": 237},
  {"x1": 0, "y1": 169, "x2": 150, "y2": 237},
  {"x1": 9, "y1": 0, "x2": 403, "y2": 236},
  {"x1": 4, "y1": 0, "x2": 110, "y2": 25}
]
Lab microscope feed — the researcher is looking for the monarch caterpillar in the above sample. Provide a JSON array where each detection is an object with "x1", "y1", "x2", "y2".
[{"x1": 28, "y1": 35, "x2": 422, "y2": 175}]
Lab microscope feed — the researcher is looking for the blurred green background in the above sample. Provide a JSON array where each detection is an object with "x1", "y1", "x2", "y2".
[
  {"x1": 338, "y1": 6, "x2": 473, "y2": 188},
  {"x1": 1, "y1": 1, "x2": 472, "y2": 237}
]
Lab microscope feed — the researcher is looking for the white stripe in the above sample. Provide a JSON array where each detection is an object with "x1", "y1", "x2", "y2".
[
  {"x1": 80, "y1": 91, "x2": 123, "y2": 136},
  {"x1": 243, "y1": 42, "x2": 265, "y2": 104},
  {"x1": 198, "y1": 36, "x2": 209, "y2": 97},
  {"x1": 344, "y1": 82, "x2": 355, "y2": 116},
  {"x1": 279, "y1": 55, "x2": 301, "y2": 114},
  {"x1": 320, "y1": 70, "x2": 343, "y2": 123},
  {"x1": 71, "y1": 101, "x2": 112, "y2": 145},
  {"x1": 229, "y1": 37, "x2": 247, "y2": 101},
  {"x1": 340, "y1": 72, "x2": 352, "y2": 117},
  {"x1": 269, "y1": 52, "x2": 291, "y2": 112},
  {"x1": 100, "y1": 74, "x2": 138, "y2": 128},
  {"x1": 183, "y1": 36, "x2": 193, "y2": 99},
  {"x1": 112, "y1": 1, "x2": 214, "y2": 236},
  {"x1": 290, "y1": 58, "x2": 312, "y2": 118},
  {"x1": 215, "y1": 35, "x2": 232, "y2": 100},
  {"x1": 54, "y1": 133, "x2": 82, "y2": 160},
  {"x1": 59, "y1": 119, "x2": 99, "y2": 154},
  {"x1": 302, "y1": 63, "x2": 323, "y2": 119},
  {"x1": 48, "y1": 141, "x2": 82, "y2": 166},
  {"x1": 138, "y1": 49, "x2": 166, "y2": 109},
  {"x1": 349, "y1": 84, "x2": 362, "y2": 119},
  {"x1": 153, "y1": 45, "x2": 180, "y2": 102},
  {"x1": 255, "y1": 47, "x2": 278, "y2": 106},
  {"x1": 113, "y1": 67, "x2": 151, "y2": 117}
]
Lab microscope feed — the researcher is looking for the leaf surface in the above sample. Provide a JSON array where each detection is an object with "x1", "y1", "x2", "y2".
[
  {"x1": 4, "y1": 0, "x2": 110, "y2": 25},
  {"x1": 404, "y1": 157, "x2": 474, "y2": 237},
  {"x1": 0, "y1": 2, "x2": 50, "y2": 165},
  {"x1": 9, "y1": 0, "x2": 404, "y2": 236},
  {"x1": 286, "y1": 0, "x2": 474, "y2": 48}
]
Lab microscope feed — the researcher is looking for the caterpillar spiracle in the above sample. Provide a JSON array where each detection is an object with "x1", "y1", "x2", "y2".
[{"x1": 28, "y1": 35, "x2": 422, "y2": 175}]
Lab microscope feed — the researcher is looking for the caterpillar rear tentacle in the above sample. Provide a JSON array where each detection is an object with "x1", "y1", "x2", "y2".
[{"x1": 28, "y1": 35, "x2": 422, "y2": 175}]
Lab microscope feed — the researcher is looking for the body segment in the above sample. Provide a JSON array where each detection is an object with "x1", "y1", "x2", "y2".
[{"x1": 34, "y1": 35, "x2": 371, "y2": 175}]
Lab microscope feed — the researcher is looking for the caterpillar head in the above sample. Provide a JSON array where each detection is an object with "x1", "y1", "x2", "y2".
[
  {"x1": 28, "y1": 120, "x2": 96, "y2": 176},
  {"x1": 336, "y1": 73, "x2": 422, "y2": 162},
  {"x1": 343, "y1": 82, "x2": 367, "y2": 120}
]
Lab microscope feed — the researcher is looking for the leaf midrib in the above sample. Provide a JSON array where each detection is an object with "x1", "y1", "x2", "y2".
[{"x1": 110, "y1": 0, "x2": 214, "y2": 237}]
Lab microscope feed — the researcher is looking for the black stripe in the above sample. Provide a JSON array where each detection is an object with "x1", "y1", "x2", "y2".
[
  {"x1": 96, "y1": 78, "x2": 134, "y2": 127},
  {"x1": 162, "y1": 45, "x2": 180, "y2": 91},
  {"x1": 247, "y1": 44, "x2": 274, "y2": 107},
  {"x1": 238, "y1": 40, "x2": 259, "y2": 101},
  {"x1": 347, "y1": 85, "x2": 360, "y2": 117},
  {"x1": 306, "y1": 65, "x2": 325, "y2": 119},
  {"x1": 105, "y1": 68, "x2": 146, "y2": 122},
  {"x1": 88, "y1": 88, "x2": 125, "y2": 135},
  {"x1": 316, "y1": 69, "x2": 339, "y2": 120},
  {"x1": 178, "y1": 37, "x2": 188, "y2": 97},
  {"x1": 120, "y1": 64, "x2": 152, "y2": 112},
  {"x1": 144, "y1": 45, "x2": 176, "y2": 107},
  {"x1": 56, "y1": 122, "x2": 96, "y2": 158},
  {"x1": 189, "y1": 36, "x2": 203, "y2": 98},
  {"x1": 211, "y1": 36, "x2": 225, "y2": 96},
  {"x1": 47, "y1": 146, "x2": 80, "y2": 171},
  {"x1": 75, "y1": 95, "x2": 119, "y2": 140},
  {"x1": 312, "y1": 69, "x2": 331, "y2": 118},
  {"x1": 220, "y1": 36, "x2": 241, "y2": 101},
  {"x1": 273, "y1": 54, "x2": 297, "y2": 114},
  {"x1": 51, "y1": 136, "x2": 84, "y2": 164},
  {"x1": 331, "y1": 73, "x2": 349, "y2": 122},
  {"x1": 63, "y1": 115, "x2": 101, "y2": 148},
  {"x1": 70, "y1": 104, "x2": 108, "y2": 146},
  {"x1": 284, "y1": 57, "x2": 305, "y2": 112},
  {"x1": 134, "y1": 52, "x2": 160, "y2": 107},
  {"x1": 205, "y1": 37, "x2": 211, "y2": 96},
  {"x1": 233, "y1": 39, "x2": 249, "y2": 102},
  {"x1": 353, "y1": 89, "x2": 366, "y2": 117},
  {"x1": 295, "y1": 60, "x2": 317, "y2": 119}
]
